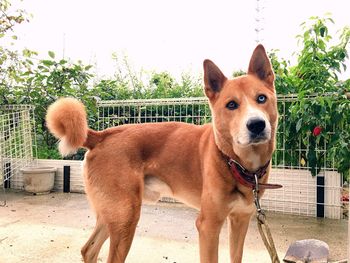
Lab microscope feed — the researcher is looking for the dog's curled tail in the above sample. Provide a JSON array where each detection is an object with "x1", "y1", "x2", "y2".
[{"x1": 46, "y1": 98, "x2": 88, "y2": 157}]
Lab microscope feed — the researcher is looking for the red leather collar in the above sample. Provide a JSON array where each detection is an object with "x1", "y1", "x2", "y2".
[{"x1": 225, "y1": 156, "x2": 283, "y2": 190}]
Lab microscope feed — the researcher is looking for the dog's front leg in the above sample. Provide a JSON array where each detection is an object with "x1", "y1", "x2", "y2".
[
  {"x1": 196, "y1": 197, "x2": 227, "y2": 263},
  {"x1": 227, "y1": 214, "x2": 252, "y2": 263},
  {"x1": 196, "y1": 213, "x2": 225, "y2": 263}
]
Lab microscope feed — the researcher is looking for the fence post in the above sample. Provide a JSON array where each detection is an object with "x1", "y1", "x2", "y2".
[
  {"x1": 316, "y1": 173, "x2": 325, "y2": 217},
  {"x1": 4, "y1": 162, "x2": 11, "y2": 189},
  {"x1": 63, "y1": 165, "x2": 70, "y2": 193}
]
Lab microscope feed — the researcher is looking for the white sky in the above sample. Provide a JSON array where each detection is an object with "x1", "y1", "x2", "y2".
[{"x1": 11, "y1": 0, "x2": 350, "y2": 80}]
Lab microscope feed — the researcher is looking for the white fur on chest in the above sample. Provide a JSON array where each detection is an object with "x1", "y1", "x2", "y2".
[{"x1": 229, "y1": 194, "x2": 255, "y2": 216}]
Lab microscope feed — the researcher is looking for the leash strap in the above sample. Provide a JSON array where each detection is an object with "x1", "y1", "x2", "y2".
[
  {"x1": 222, "y1": 152, "x2": 282, "y2": 262},
  {"x1": 253, "y1": 175, "x2": 280, "y2": 263},
  {"x1": 223, "y1": 153, "x2": 282, "y2": 262},
  {"x1": 256, "y1": 211, "x2": 280, "y2": 263}
]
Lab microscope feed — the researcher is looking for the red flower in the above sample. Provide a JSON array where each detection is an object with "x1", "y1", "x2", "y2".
[{"x1": 313, "y1": 126, "x2": 322, "y2": 136}]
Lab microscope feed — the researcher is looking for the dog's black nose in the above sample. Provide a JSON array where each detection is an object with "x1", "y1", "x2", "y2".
[{"x1": 246, "y1": 118, "x2": 266, "y2": 135}]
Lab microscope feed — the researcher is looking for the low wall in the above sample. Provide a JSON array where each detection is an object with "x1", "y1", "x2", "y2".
[
  {"x1": 36, "y1": 159, "x2": 85, "y2": 193},
  {"x1": 10, "y1": 159, "x2": 342, "y2": 219},
  {"x1": 261, "y1": 169, "x2": 341, "y2": 219},
  {"x1": 10, "y1": 159, "x2": 84, "y2": 193}
]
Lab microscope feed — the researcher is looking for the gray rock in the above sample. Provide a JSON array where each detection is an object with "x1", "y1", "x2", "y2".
[{"x1": 284, "y1": 239, "x2": 329, "y2": 263}]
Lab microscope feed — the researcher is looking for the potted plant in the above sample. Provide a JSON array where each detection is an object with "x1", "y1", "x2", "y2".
[{"x1": 21, "y1": 166, "x2": 57, "y2": 194}]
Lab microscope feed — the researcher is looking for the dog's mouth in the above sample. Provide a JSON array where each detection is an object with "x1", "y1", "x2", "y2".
[
  {"x1": 236, "y1": 133, "x2": 270, "y2": 147},
  {"x1": 249, "y1": 136, "x2": 269, "y2": 145},
  {"x1": 250, "y1": 132, "x2": 269, "y2": 143}
]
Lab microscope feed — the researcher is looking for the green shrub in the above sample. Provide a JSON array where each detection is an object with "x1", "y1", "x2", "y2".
[{"x1": 270, "y1": 15, "x2": 350, "y2": 179}]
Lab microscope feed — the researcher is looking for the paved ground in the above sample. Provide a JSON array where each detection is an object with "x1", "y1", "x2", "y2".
[{"x1": 0, "y1": 191, "x2": 348, "y2": 263}]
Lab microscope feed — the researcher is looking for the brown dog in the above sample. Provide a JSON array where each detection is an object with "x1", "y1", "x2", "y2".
[{"x1": 46, "y1": 44, "x2": 278, "y2": 263}]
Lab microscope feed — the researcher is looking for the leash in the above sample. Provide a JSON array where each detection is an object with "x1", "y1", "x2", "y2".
[
  {"x1": 225, "y1": 155, "x2": 282, "y2": 262},
  {"x1": 253, "y1": 175, "x2": 281, "y2": 263}
]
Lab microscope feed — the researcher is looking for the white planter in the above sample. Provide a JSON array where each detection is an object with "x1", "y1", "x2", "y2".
[{"x1": 21, "y1": 167, "x2": 57, "y2": 194}]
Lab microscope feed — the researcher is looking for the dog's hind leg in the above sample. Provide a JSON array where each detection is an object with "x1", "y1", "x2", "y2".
[
  {"x1": 105, "y1": 197, "x2": 142, "y2": 263},
  {"x1": 81, "y1": 216, "x2": 109, "y2": 263}
]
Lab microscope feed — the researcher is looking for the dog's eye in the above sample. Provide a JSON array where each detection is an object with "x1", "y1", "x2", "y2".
[
  {"x1": 257, "y1": 95, "x2": 267, "y2": 104},
  {"x1": 226, "y1": 101, "x2": 239, "y2": 110}
]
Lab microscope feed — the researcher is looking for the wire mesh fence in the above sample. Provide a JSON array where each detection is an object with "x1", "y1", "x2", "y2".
[
  {"x1": 97, "y1": 95, "x2": 346, "y2": 219},
  {"x1": 0, "y1": 105, "x2": 37, "y2": 206},
  {"x1": 98, "y1": 97, "x2": 211, "y2": 129}
]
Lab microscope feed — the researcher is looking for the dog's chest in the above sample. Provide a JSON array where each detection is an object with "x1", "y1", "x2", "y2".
[{"x1": 228, "y1": 192, "x2": 255, "y2": 216}]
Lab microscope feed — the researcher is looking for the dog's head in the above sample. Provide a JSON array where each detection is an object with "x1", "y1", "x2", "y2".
[{"x1": 204, "y1": 44, "x2": 278, "y2": 155}]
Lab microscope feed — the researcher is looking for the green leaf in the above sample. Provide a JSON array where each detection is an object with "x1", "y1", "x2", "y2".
[
  {"x1": 42, "y1": 60, "x2": 54, "y2": 66},
  {"x1": 25, "y1": 59, "x2": 33, "y2": 65},
  {"x1": 296, "y1": 118, "x2": 303, "y2": 132},
  {"x1": 48, "y1": 51, "x2": 55, "y2": 59},
  {"x1": 307, "y1": 146, "x2": 317, "y2": 176}
]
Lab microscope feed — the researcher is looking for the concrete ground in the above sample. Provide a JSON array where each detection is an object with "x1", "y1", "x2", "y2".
[{"x1": 0, "y1": 191, "x2": 347, "y2": 263}]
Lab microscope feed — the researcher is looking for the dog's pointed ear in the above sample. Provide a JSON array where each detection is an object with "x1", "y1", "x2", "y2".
[
  {"x1": 248, "y1": 44, "x2": 275, "y2": 86},
  {"x1": 203, "y1": 59, "x2": 227, "y2": 99}
]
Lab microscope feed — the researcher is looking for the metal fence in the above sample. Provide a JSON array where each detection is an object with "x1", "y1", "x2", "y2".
[
  {"x1": 0, "y1": 105, "x2": 36, "y2": 206},
  {"x1": 97, "y1": 97, "x2": 211, "y2": 129},
  {"x1": 97, "y1": 96, "x2": 346, "y2": 219}
]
